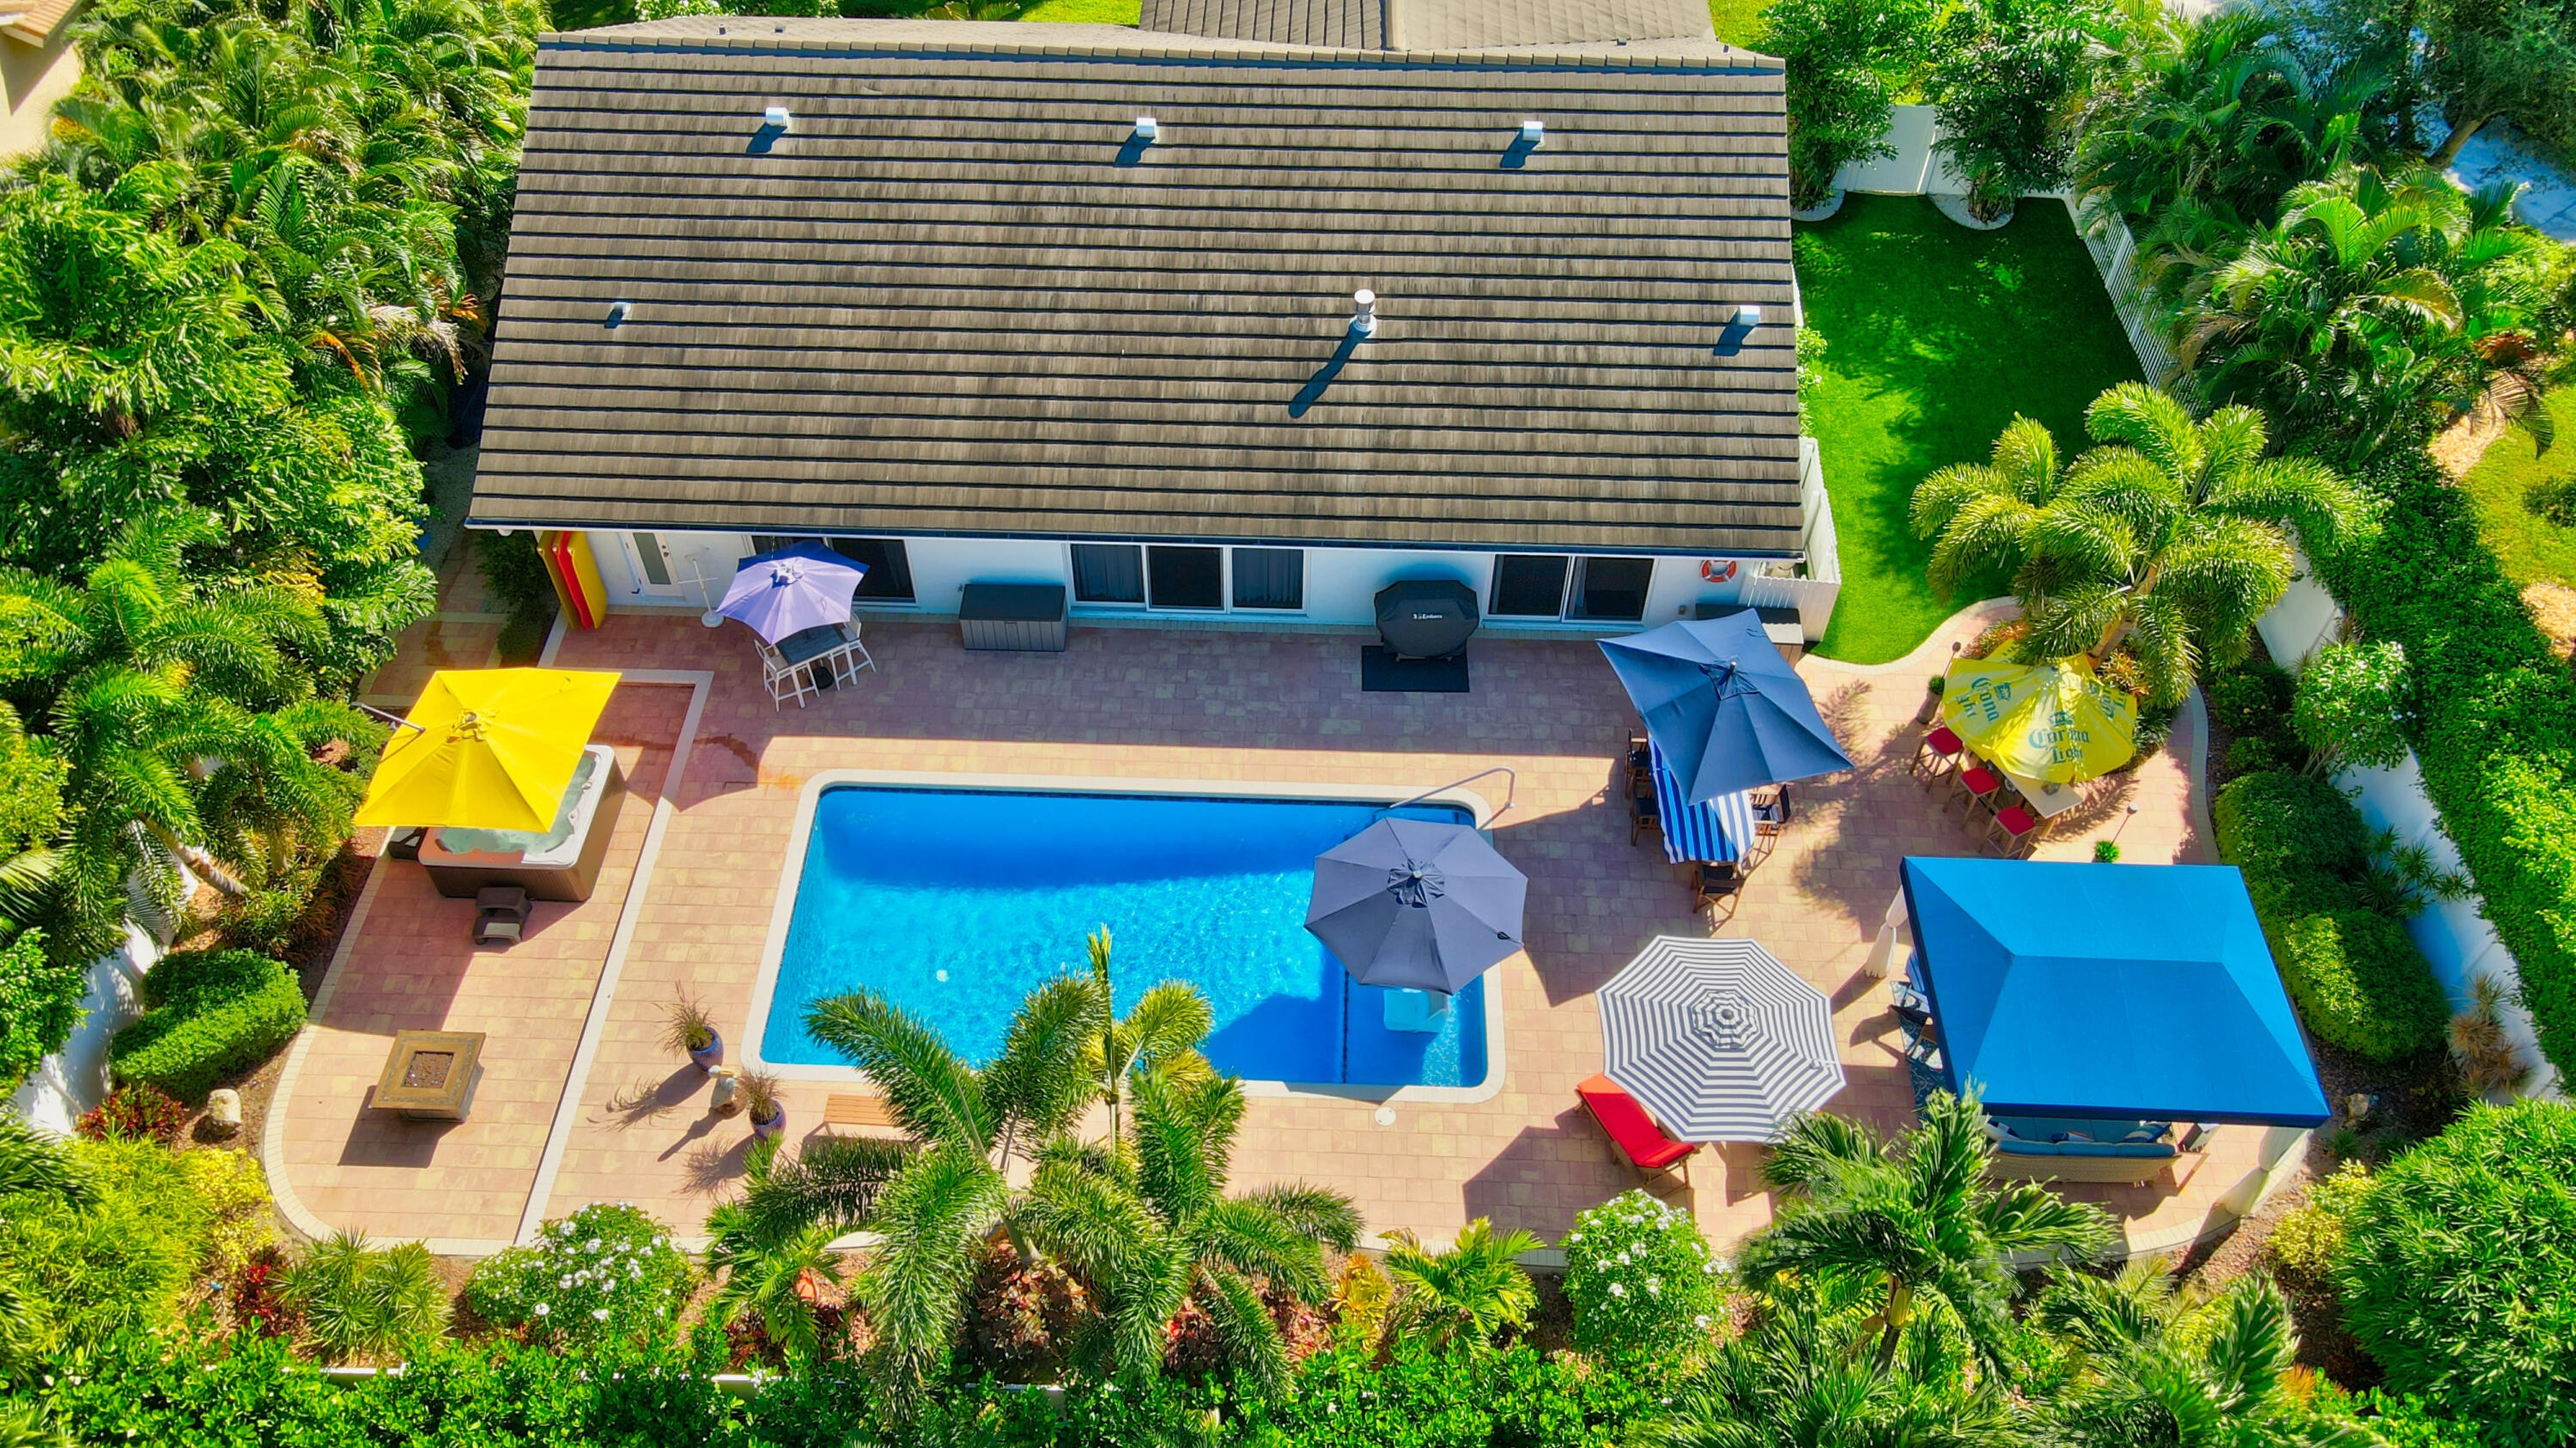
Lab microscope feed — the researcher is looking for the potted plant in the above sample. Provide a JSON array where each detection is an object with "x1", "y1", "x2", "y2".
[
  {"x1": 1916, "y1": 672, "x2": 1947, "y2": 724},
  {"x1": 738, "y1": 1068, "x2": 786, "y2": 1141},
  {"x1": 663, "y1": 993, "x2": 722, "y2": 1072}
]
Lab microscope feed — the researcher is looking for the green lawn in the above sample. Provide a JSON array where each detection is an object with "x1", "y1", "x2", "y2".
[
  {"x1": 1797, "y1": 194, "x2": 2146, "y2": 663},
  {"x1": 1709, "y1": 0, "x2": 1769, "y2": 46},
  {"x1": 1022, "y1": 0, "x2": 1139, "y2": 19},
  {"x1": 2455, "y1": 391, "x2": 2576, "y2": 589}
]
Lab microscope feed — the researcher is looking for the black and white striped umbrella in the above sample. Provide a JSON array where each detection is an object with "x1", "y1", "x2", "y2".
[{"x1": 1599, "y1": 936, "x2": 1845, "y2": 1143}]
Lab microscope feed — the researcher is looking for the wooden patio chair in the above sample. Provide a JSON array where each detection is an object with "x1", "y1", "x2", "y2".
[{"x1": 1577, "y1": 1073, "x2": 1698, "y2": 1189}]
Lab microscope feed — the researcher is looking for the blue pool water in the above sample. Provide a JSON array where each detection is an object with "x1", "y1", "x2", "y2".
[{"x1": 762, "y1": 787, "x2": 1489, "y2": 1089}]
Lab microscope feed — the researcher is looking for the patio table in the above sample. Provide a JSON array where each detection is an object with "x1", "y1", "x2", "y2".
[
  {"x1": 1964, "y1": 743, "x2": 2089, "y2": 819},
  {"x1": 774, "y1": 623, "x2": 848, "y2": 667}
]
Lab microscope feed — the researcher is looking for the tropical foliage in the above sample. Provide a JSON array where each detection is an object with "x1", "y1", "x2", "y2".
[
  {"x1": 464, "y1": 1202, "x2": 696, "y2": 1350},
  {"x1": 1926, "y1": 0, "x2": 2100, "y2": 221},
  {"x1": 1911, "y1": 381, "x2": 2368, "y2": 707},
  {"x1": 1561, "y1": 1188, "x2": 1725, "y2": 1362},
  {"x1": 2178, "y1": 166, "x2": 2557, "y2": 461},
  {"x1": 1740, "y1": 1090, "x2": 2114, "y2": 1376},
  {"x1": 1376, "y1": 1217, "x2": 1541, "y2": 1357},
  {"x1": 1661, "y1": 1280, "x2": 2019, "y2": 1448},
  {"x1": 1758, "y1": 0, "x2": 1933, "y2": 210}
]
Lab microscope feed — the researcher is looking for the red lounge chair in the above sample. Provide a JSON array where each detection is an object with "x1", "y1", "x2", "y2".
[{"x1": 1578, "y1": 1073, "x2": 1698, "y2": 1185}]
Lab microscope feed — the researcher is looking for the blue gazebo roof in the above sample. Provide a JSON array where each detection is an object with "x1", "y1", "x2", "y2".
[{"x1": 1900, "y1": 858, "x2": 2331, "y2": 1128}]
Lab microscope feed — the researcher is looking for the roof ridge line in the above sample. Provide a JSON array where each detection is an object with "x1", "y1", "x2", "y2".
[{"x1": 537, "y1": 28, "x2": 1782, "y2": 74}]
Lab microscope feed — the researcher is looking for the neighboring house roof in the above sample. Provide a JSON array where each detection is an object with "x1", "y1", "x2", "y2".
[
  {"x1": 2, "y1": 0, "x2": 82, "y2": 46},
  {"x1": 470, "y1": 19, "x2": 1801, "y2": 555},
  {"x1": 1139, "y1": 0, "x2": 1717, "y2": 51}
]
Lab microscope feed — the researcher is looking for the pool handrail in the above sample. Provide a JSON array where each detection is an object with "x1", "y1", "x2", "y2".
[{"x1": 1376, "y1": 766, "x2": 1515, "y2": 823}]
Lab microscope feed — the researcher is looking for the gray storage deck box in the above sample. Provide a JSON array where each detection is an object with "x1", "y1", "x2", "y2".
[{"x1": 959, "y1": 582, "x2": 1069, "y2": 652}]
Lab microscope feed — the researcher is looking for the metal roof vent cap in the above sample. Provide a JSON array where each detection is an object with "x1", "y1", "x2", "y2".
[
  {"x1": 1352, "y1": 289, "x2": 1380, "y2": 338},
  {"x1": 1520, "y1": 119, "x2": 1545, "y2": 146},
  {"x1": 1736, "y1": 303, "x2": 1763, "y2": 328},
  {"x1": 1134, "y1": 115, "x2": 1159, "y2": 143},
  {"x1": 762, "y1": 105, "x2": 791, "y2": 131}
]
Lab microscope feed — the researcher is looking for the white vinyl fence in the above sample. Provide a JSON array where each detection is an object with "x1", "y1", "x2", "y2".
[{"x1": 2255, "y1": 569, "x2": 2562, "y2": 1101}]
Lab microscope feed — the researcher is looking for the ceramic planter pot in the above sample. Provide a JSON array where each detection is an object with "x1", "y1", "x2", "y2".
[
  {"x1": 750, "y1": 1106, "x2": 785, "y2": 1141},
  {"x1": 689, "y1": 1031, "x2": 724, "y2": 1072}
]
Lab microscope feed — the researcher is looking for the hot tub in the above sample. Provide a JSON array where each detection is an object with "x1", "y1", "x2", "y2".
[{"x1": 416, "y1": 745, "x2": 627, "y2": 902}]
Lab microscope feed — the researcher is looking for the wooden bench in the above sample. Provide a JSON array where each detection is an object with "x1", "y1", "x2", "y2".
[{"x1": 821, "y1": 1094, "x2": 901, "y2": 1133}]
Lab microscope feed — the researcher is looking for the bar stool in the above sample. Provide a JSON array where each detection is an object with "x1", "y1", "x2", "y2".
[
  {"x1": 1913, "y1": 726, "x2": 1965, "y2": 784},
  {"x1": 1949, "y1": 761, "x2": 2002, "y2": 820},
  {"x1": 1987, "y1": 801, "x2": 2046, "y2": 858}
]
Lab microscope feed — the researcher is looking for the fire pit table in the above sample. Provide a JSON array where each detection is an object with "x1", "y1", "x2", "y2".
[{"x1": 372, "y1": 1030, "x2": 487, "y2": 1122}]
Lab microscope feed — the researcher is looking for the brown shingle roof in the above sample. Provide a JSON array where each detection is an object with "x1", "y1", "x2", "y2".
[
  {"x1": 470, "y1": 20, "x2": 1801, "y2": 555},
  {"x1": 1139, "y1": 0, "x2": 1717, "y2": 50}
]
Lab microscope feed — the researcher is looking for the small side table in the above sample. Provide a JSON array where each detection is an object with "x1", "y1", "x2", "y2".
[{"x1": 373, "y1": 1030, "x2": 487, "y2": 1122}]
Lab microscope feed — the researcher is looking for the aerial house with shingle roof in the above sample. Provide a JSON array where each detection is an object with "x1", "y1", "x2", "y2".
[{"x1": 467, "y1": 2, "x2": 1840, "y2": 642}]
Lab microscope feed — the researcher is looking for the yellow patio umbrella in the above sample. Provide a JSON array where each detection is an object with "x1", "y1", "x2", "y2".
[
  {"x1": 355, "y1": 668, "x2": 622, "y2": 831},
  {"x1": 1941, "y1": 656, "x2": 2137, "y2": 784}
]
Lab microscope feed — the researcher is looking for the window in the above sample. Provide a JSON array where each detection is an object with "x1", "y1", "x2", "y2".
[
  {"x1": 629, "y1": 532, "x2": 673, "y2": 587},
  {"x1": 1072, "y1": 543, "x2": 1145, "y2": 604},
  {"x1": 746, "y1": 535, "x2": 918, "y2": 603},
  {"x1": 1489, "y1": 555, "x2": 1570, "y2": 618},
  {"x1": 1569, "y1": 557, "x2": 1654, "y2": 622},
  {"x1": 1147, "y1": 546, "x2": 1224, "y2": 610},
  {"x1": 1230, "y1": 548, "x2": 1304, "y2": 610}
]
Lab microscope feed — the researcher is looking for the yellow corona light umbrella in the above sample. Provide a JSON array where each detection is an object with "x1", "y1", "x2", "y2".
[
  {"x1": 1941, "y1": 656, "x2": 2137, "y2": 785},
  {"x1": 356, "y1": 668, "x2": 623, "y2": 831}
]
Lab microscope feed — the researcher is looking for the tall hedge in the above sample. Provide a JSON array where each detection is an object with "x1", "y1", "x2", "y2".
[
  {"x1": 2213, "y1": 771, "x2": 2448, "y2": 1061},
  {"x1": 2317, "y1": 451, "x2": 2576, "y2": 1075},
  {"x1": 109, "y1": 948, "x2": 306, "y2": 1101}
]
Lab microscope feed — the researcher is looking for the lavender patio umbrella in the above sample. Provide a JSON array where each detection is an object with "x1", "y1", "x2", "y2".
[
  {"x1": 1305, "y1": 817, "x2": 1527, "y2": 995},
  {"x1": 717, "y1": 542, "x2": 867, "y2": 643}
]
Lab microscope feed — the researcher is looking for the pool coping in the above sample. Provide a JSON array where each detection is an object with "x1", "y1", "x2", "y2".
[{"x1": 738, "y1": 769, "x2": 1509, "y2": 1106}]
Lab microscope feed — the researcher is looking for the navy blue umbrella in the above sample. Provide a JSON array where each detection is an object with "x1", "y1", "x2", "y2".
[
  {"x1": 1305, "y1": 818, "x2": 1527, "y2": 995},
  {"x1": 1600, "y1": 610, "x2": 1854, "y2": 805}
]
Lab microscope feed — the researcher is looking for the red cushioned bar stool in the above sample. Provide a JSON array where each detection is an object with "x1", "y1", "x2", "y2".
[
  {"x1": 1912, "y1": 726, "x2": 1965, "y2": 784},
  {"x1": 1986, "y1": 800, "x2": 2047, "y2": 857},
  {"x1": 1949, "y1": 760, "x2": 2003, "y2": 820}
]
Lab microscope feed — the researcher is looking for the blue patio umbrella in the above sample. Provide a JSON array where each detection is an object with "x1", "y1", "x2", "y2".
[
  {"x1": 1901, "y1": 857, "x2": 2331, "y2": 1126},
  {"x1": 1600, "y1": 610, "x2": 1853, "y2": 805},
  {"x1": 1305, "y1": 818, "x2": 1527, "y2": 995},
  {"x1": 718, "y1": 542, "x2": 867, "y2": 644}
]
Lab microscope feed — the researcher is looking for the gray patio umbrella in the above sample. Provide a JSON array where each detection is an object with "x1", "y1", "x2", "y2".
[
  {"x1": 1305, "y1": 818, "x2": 1527, "y2": 995},
  {"x1": 1599, "y1": 936, "x2": 1844, "y2": 1142}
]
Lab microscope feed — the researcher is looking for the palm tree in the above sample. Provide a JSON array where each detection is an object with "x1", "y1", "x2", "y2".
[
  {"x1": 0, "y1": 1112, "x2": 92, "y2": 1208},
  {"x1": 1080, "y1": 925, "x2": 1212, "y2": 1146},
  {"x1": 1659, "y1": 1283, "x2": 2023, "y2": 1448},
  {"x1": 2178, "y1": 166, "x2": 2554, "y2": 459},
  {"x1": 1376, "y1": 1218, "x2": 1542, "y2": 1357},
  {"x1": 1019, "y1": 1066, "x2": 1361, "y2": 1393},
  {"x1": 1911, "y1": 382, "x2": 2366, "y2": 708},
  {"x1": 0, "y1": 510, "x2": 363, "y2": 952},
  {"x1": 705, "y1": 1202, "x2": 847, "y2": 1366},
  {"x1": 281, "y1": 1230, "x2": 449, "y2": 1364},
  {"x1": 2034, "y1": 1261, "x2": 2370, "y2": 1447},
  {"x1": 1738, "y1": 1091, "x2": 2114, "y2": 1378},
  {"x1": 799, "y1": 975, "x2": 1100, "y2": 1406}
]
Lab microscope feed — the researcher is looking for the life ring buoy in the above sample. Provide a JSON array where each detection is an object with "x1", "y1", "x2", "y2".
[{"x1": 1700, "y1": 559, "x2": 1738, "y2": 584}]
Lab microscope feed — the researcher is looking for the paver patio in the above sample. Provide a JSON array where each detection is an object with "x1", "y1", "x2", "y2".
[{"x1": 268, "y1": 592, "x2": 2283, "y2": 1261}]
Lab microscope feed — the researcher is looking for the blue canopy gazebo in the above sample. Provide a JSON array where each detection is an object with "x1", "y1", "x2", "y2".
[{"x1": 1899, "y1": 857, "x2": 2331, "y2": 1127}]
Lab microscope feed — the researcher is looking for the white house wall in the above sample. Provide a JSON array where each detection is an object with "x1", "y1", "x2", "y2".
[{"x1": 570, "y1": 531, "x2": 1814, "y2": 638}]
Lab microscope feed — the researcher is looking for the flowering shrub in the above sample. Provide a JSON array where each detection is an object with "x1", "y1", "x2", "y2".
[
  {"x1": 463, "y1": 1202, "x2": 693, "y2": 1348},
  {"x1": 76, "y1": 1082, "x2": 188, "y2": 1144},
  {"x1": 1562, "y1": 1189, "x2": 1728, "y2": 1362}
]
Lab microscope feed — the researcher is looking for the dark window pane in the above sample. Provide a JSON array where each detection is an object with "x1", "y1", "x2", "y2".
[
  {"x1": 1072, "y1": 544, "x2": 1145, "y2": 604},
  {"x1": 1148, "y1": 546, "x2": 1224, "y2": 610},
  {"x1": 1230, "y1": 548, "x2": 1303, "y2": 610},
  {"x1": 630, "y1": 533, "x2": 671, "y2": 587},
  {"x1": 1490, "y1": 555, "x2": 1570, "y2": 617},
  {"x1": 749, "y1": 535, "x2": 916, "y2": 603},
  {"x1": 1571, "y1": 557, "x2": 1653, "y2": 621}
]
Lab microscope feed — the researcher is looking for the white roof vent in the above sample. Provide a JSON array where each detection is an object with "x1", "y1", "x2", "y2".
[
  {"x1": 762, "y1": 105, "x2": 791, "y2": 131},
  {"x1": 1736, "y1": 303, "x2": 1763, "y2": 328},
  {"x1": 1519, "y1": 119, "x2": 1545, "y2": 146},
  {"x1": 1352, "y1": 289, "x2": 1380, "y2": 338},
  {"x1": 1134, "y1": 115, "x2": 1159, "y2": 143}
]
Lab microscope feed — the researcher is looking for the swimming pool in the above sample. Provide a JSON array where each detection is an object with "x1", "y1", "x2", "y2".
[{"x1": 748, "y1": 780, "x2": 1498, "y2": 1093}]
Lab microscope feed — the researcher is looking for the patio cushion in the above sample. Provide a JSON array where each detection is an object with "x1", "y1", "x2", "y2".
[
  {"x1": 1994, "y1": 1138, "x2": 2061, "y2": 1156},
  {"x1": 1577, "y1": 1073, "x2": 1695, "y2": 1170},
  {"x1": 2111, "y1": 1141, "x2": 2178, "y2": 1158}
]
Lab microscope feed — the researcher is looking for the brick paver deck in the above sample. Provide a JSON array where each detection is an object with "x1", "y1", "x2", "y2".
[{"x1": 270, "y1": 600, "x2": 2278, "y2": 1259}]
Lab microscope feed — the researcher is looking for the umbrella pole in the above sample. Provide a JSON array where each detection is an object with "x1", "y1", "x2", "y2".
[{"x1": 354, "y1": 702, "x2": 428, "y2": 738}]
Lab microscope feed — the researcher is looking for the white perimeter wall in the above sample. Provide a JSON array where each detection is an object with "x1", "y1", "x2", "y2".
[
  {"x1": 9, "y1": 921, "x2": 164, "y2": 1136},
  {"x1": 1832, "y1": 104, "x2": 1976, "y2": 197}
]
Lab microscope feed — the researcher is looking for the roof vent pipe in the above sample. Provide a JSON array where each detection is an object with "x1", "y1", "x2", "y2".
[
  {"x1": 1134, "y1": 115, "x2": 1159, "y2": 143},
  {"x1": 762, "y1": 105, "x2": 791, "y2": 131},
  {"x1": 1520, "y1": 119, "x2": 1545, "y2": 146},
  {"x1": 1352, "y1": 289, "x2": 1380, "y2": 338}
]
